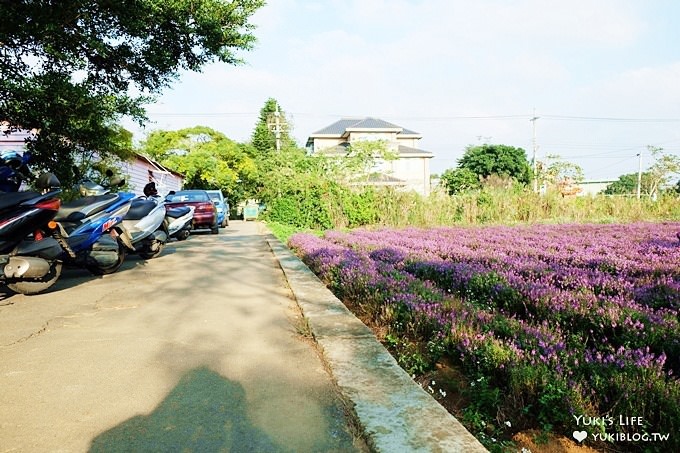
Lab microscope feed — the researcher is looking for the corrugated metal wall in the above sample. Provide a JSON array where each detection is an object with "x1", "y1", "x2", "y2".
[
  {"x1": 1, "y1": 132, "x2": 184, "y2": 196},
  {"x1": 0, "y1": 131, "x2": 30, "y2": 152},
  {"x1": 122, "y1": 157, "x2": 183, "y2": 196}
]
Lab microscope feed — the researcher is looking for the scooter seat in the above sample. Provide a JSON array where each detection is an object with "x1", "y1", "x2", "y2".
[
  {"x1": 124, "y1": 198, "x2": 159, "y2": 221},
  {"x1": 55, "y1": 193, "x2": 120, "y2": 222},
  {"x1": 166, "y1": 206, "x2": 191, "y2": 218},
  {"x1": 0, "y1": 191, "x2": 41, "y2": 211}
]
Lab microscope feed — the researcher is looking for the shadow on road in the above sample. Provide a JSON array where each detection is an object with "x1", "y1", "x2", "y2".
[{"x1": 89, "y1": 367, "x2": 287, "y2": 453}]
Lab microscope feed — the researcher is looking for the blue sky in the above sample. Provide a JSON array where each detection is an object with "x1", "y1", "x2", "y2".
[{"x1": 125, "y1": 0, "x2": 680, "y2": 181}]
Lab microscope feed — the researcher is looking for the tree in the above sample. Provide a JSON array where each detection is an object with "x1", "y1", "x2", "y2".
[
  {"x1": 440, "y1": 167, "x2": 480, "y2": 195},
  {"x1": 255, "y1": 145, "x2": 337, "y2": 229},
  {"x1": 458, "y1": 144, "x2": 532, "y2": 185},
  {"x1": 604, "y1": 172, "x2": 654, "y2": 195},
  {"x1": 139, "y1": 126, "x2": 257, "y2": 204},
  {"x1": 646, "y1": 146, "x2": 680, "y2": 197},
  {"x1": 1, "y1": 0, "x2": 264, "y2": 186},
  {"x1": 537, "y1": 154, "x2": 584, "y2": 196},
  {"x1": 605, "y1": 147, "x2": 680, "y2": 197},
  {"x1": 339, "y1": 139, "x2": 397, "y2": 179},
  {"x1": 250, "y1": 98, "x2": 295, "y2": 154}
]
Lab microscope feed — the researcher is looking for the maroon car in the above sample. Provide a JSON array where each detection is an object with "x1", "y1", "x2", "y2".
[{"x1": 164, "y1": 190, "x2": 218, "y2": 234}]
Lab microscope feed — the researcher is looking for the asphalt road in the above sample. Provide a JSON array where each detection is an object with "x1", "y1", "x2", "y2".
[{"x1": 0, "y1": 221, "x2": 362, "y2": 452}]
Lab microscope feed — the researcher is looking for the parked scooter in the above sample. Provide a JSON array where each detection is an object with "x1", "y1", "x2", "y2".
[
  {"x1": 162, "y1": 188, "x2": 194, "y2": 241},
  {"x1": 118, "y1": 182, "x2": 168, "y2": 259},
  {"x1": 0, "y1": 169, "x2": 64, "y2": 294},
  {"x1": 49, "y1": 173, "x2": 136, "y2": 275},
  {"x1": 166, "y1": 205, "x2": 194, "y2": 241}
]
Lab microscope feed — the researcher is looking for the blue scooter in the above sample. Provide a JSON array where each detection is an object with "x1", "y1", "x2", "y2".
[{"x1": 49, "y1": 173, "x2": 136, "y2": 275}]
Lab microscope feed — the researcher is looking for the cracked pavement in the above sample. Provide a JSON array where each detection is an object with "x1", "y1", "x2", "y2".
[{"x1": 0, "y1": 221, "x2": 363, "y2": 452}]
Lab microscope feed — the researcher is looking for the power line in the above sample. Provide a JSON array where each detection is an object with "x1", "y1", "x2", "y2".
[
  {"x1": 145, "y1": 111, "x2": 680, "y2": 123},
  {"x1": 541, "y1": 115, "x2": 680, "y2": 123}
]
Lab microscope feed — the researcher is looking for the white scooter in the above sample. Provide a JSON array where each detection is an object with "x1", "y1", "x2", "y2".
[
  {"x1": 119, "y1": 182, "x2": 168, "y2": 259},
  {"x1": 165, "y1": 205, "x2": 194, "y2": 241}
]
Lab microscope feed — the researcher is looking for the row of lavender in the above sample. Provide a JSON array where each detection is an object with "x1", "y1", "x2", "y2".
[{"x1": 289, "y1": 222, "x2": 680, "y2": 447}]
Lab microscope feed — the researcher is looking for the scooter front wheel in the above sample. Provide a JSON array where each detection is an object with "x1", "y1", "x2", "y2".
[{"x1": 6, "y1": 262, "x2": 63, "y2": 295}]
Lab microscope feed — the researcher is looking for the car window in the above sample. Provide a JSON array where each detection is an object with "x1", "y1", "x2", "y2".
[
  {"x1": 207, "y1": 192, "x2": 223, "y2": 202},
  {"x1": 166, "y1": 192, "x2": 208, "y2": 202}
]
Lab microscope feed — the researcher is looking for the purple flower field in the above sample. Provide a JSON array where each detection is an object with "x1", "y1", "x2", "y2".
[{"x1": 289, "y1": 222, "x2": 680, "y2": 448}]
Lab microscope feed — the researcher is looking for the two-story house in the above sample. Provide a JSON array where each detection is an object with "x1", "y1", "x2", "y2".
[{"x1": 306, "y1": 118, "x2": 433, "y2": 196}]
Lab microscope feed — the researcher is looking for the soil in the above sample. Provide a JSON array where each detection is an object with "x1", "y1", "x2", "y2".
[
  {"x1": 413, "y1": 362, "x2": 603, "y2": 453},
  {"x1": 511, "y1": 430, "x2": 600, "y2": 453}
]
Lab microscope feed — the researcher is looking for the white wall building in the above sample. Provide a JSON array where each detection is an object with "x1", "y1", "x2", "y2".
[{"x1": 306, "y1": 118, "x2": 433, "y2": 196}]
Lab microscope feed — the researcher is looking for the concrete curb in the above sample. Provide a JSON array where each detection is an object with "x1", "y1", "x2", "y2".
[{"x1": 266, "y1": 235, "x2": 488, "y2": 453}]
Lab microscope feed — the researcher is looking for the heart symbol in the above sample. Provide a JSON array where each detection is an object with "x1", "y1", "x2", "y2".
[{"x1": 573, "y1": 430, "x2": 587, "y2": 442}]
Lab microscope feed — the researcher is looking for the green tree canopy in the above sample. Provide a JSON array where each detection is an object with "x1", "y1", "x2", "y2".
[
  {"x1": 139, "y1": 126, "x2": 258, "y2": 204},
  {"x1": 645, "y1": 146, "x2": 680, "y2": 196},
  {"x1": 458, "y1": 144, "x2": 532, "y2": 185},
  {"x1": 604, "y1": 172, "x2": 654, "y2": 196},
  {"x1": 439, "y1": 167, "x2": 480, "y2": 195},
  {"x1": 1, "y1": 0, "x2": 264, "y2": 186},
  {"x1": 604, "y1": 147, "x2": 680, "y2": 196}
]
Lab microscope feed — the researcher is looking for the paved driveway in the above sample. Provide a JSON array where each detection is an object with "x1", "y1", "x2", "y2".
[{"x1": 0, "y1": 221, "x2": 361, "y2": 452}]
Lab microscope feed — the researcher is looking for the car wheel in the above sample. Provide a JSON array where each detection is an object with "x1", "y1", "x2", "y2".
[{"x1": 210, "y1": 222, "x2": 219, "y2": 234}]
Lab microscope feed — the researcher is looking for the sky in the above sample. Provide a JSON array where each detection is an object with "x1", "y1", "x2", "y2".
[{"x1": 124, "y1": 0, "x2": 680, "y2": 181}]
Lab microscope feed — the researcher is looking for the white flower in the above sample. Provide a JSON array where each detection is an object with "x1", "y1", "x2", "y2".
[
  {"x1": 427, "y1": 386, "x2": 434, "y2": 393},
  {"x1": 505, "y1": 420, "x2": 512, "y2": 428}
]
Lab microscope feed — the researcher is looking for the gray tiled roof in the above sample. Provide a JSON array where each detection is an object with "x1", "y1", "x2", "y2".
[
  {"x1": 398, "y1": 145, "x2": 433, "y2": 157},
  {"x1": 312, "y1": 119, "x2": 364, "y2": 135},
  {"x1": 310, "y1": 117, "x2": 420, "y2": 136},
  {"x1": 364, "y1": 173, "x2": 406, "y2": 183},
  {"x1": 346, "y1": 118, "x2": 401, "y2": 130}
]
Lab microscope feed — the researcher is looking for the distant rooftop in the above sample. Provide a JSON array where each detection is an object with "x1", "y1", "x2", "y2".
[{"x1": 307, "y1": 117, "x2": 421, "y2": 148}]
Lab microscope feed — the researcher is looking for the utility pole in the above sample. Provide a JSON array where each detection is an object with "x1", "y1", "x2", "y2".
[
  {"x1": 267, "y1": 104, "x2": 283, "y2": 152},
  {"x1": 636, "y1": 150, "x2": 643, "y2": 200},
  {"x1": 530, "y1": 111, "x2": 539, "y2": 193},
  {"x1": 274, "y1": 105, "x2": 281, "y2": 152}
]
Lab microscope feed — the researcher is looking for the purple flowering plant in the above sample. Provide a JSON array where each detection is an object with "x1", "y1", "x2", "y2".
[{"x1": 288, "y1": 222, "x2": 680, "y2": 448}]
